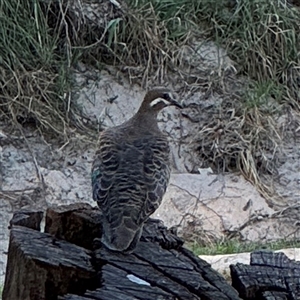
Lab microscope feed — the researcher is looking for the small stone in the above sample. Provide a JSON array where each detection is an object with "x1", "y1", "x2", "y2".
[{"x1": 76, "y1": 191, "x2": 85, "y2": 199}]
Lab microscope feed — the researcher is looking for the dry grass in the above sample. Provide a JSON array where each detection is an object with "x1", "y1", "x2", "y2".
[
  {"x1": 193, "y1": 80, "x2": 283, "y2": 200},
  {"x1": 0, "y1": 0, "x2": 91, "y2": 140},
  {"x1": 1, "y1": 0, "x2": 299, "y2": 200},
  {"x1": 199, "y1": 0, "x2": 300, "y2": 109},
  {"x1": 104, "y1": 0, "x2": 299, "y2": 106},
  {"x1": 107, "y1": 0, "x2": 299, "y2": 200},
  {"x1": 108, "y1": 1, "x2": 213, "y2": 88}
]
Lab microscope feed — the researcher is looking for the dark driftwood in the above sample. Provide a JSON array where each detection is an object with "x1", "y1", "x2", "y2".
[
  {"x1": 230, "y1": 250, "x2": 300, "y2": 300},
  {"x1": 45, "y1": 203, "x2": 102, "y2": 250},
  {"x1": 9, "y1": 209, "x2": 43, "y2": 231},
  {"x1": 3, "y1": 203, "x2": 241, "y2": 300},
  {"x1": 2, "y1": 226, "x2": 98, "y2": 300}
]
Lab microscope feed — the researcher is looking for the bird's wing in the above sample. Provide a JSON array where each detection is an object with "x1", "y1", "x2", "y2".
[
  {"x1": 91, "y1": 129, "x2": 121, "y2": 211},
  {"x1": 136, "y1": 136, "x2": 170, "y2": 225},
  {"x1": 91, "y1": 131, "x2": 170, "y2": 226}
]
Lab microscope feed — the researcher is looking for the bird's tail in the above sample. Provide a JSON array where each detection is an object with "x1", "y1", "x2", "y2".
[{"x1": 101, "y1": 217, "x2": 143, "y2": 253}]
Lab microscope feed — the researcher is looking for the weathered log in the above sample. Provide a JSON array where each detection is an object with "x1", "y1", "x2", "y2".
[
  {"x1": 261, "y1": 290, "x2": 290, "y2": 300},
  {"x1": 3, "y1": 203, "x2": 241, "y2": 300},
  {"x1": 9, "y1": 209, "x2": 43, "y2": 231},
  {"x1": 90, "y1": 241, "x2": 241, "y2": 300},
  {"x1": 140, "y1": 218, "x2": 183, "y2": 250},
  {"x1": 2, "y1": 226, "x2": 98, "y2": 300},
  {"x1": 45, "y1": 203, "x2": 102, "y2": 250},
  {"x1": 230, "y1": 250, "x2": 300, "y2": 300},
  {"x1": 45, "y1": 204, "x2": 183, "y2": 251}
]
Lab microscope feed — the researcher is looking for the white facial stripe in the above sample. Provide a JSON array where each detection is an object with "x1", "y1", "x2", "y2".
[{"x1": 149, "y1": 97, "x2": 171, "y2": 107}]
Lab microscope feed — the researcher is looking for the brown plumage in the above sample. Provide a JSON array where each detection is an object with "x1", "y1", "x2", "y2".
[{"x1": 91, "y1": 88, "x2": 181, "y2": 253}]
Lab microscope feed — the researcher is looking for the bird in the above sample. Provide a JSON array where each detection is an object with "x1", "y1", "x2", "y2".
[{"x1": 91, "y1": 88, "x2": 182, "y2": 253}]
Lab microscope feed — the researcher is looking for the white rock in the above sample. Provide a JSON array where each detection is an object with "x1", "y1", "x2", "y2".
[
  {"x1": 199, "y1": 248, "x2": 300, "y2": 282},
  {"x1": 44, "y1": 170, "x2": 71, "y2": 194},
  {"x1": 127, "y1": 274, "x2": 151, "y2": 286},
  {"x1": 155, "y1": 173, "x2": 276, "y2": 242}
]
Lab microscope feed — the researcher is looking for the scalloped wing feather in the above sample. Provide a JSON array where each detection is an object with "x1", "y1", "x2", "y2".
[{"x1": 91, "y1": 129, "x2": 170, "y2": 252}]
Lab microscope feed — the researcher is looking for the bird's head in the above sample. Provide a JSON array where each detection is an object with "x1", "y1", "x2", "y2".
[{"x1": 140, "y1": 88, "x2": 182, "y2": 113}]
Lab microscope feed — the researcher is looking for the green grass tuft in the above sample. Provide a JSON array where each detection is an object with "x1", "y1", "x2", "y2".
[
  {"x1": 0, "y1": 0, "x2": 86, "y2": 139},
  {"x1": 122, "y1": 0, "x2": 299, "y2": 108},
  {"x1": 187, "y1": 238, "x2": 300, "y2": 256},
  {"x1": 195, "y1": 0, "x2": 299, "y2": 109}
]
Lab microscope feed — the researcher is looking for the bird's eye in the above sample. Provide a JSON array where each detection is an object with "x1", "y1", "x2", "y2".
[{"x1": 162, "y1": 92, "x2": 172, "y2": 101}]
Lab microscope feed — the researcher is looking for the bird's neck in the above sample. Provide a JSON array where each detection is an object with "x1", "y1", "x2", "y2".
[{"x1": 127, "y1": 109, "x2": 160, "y2": 134}]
